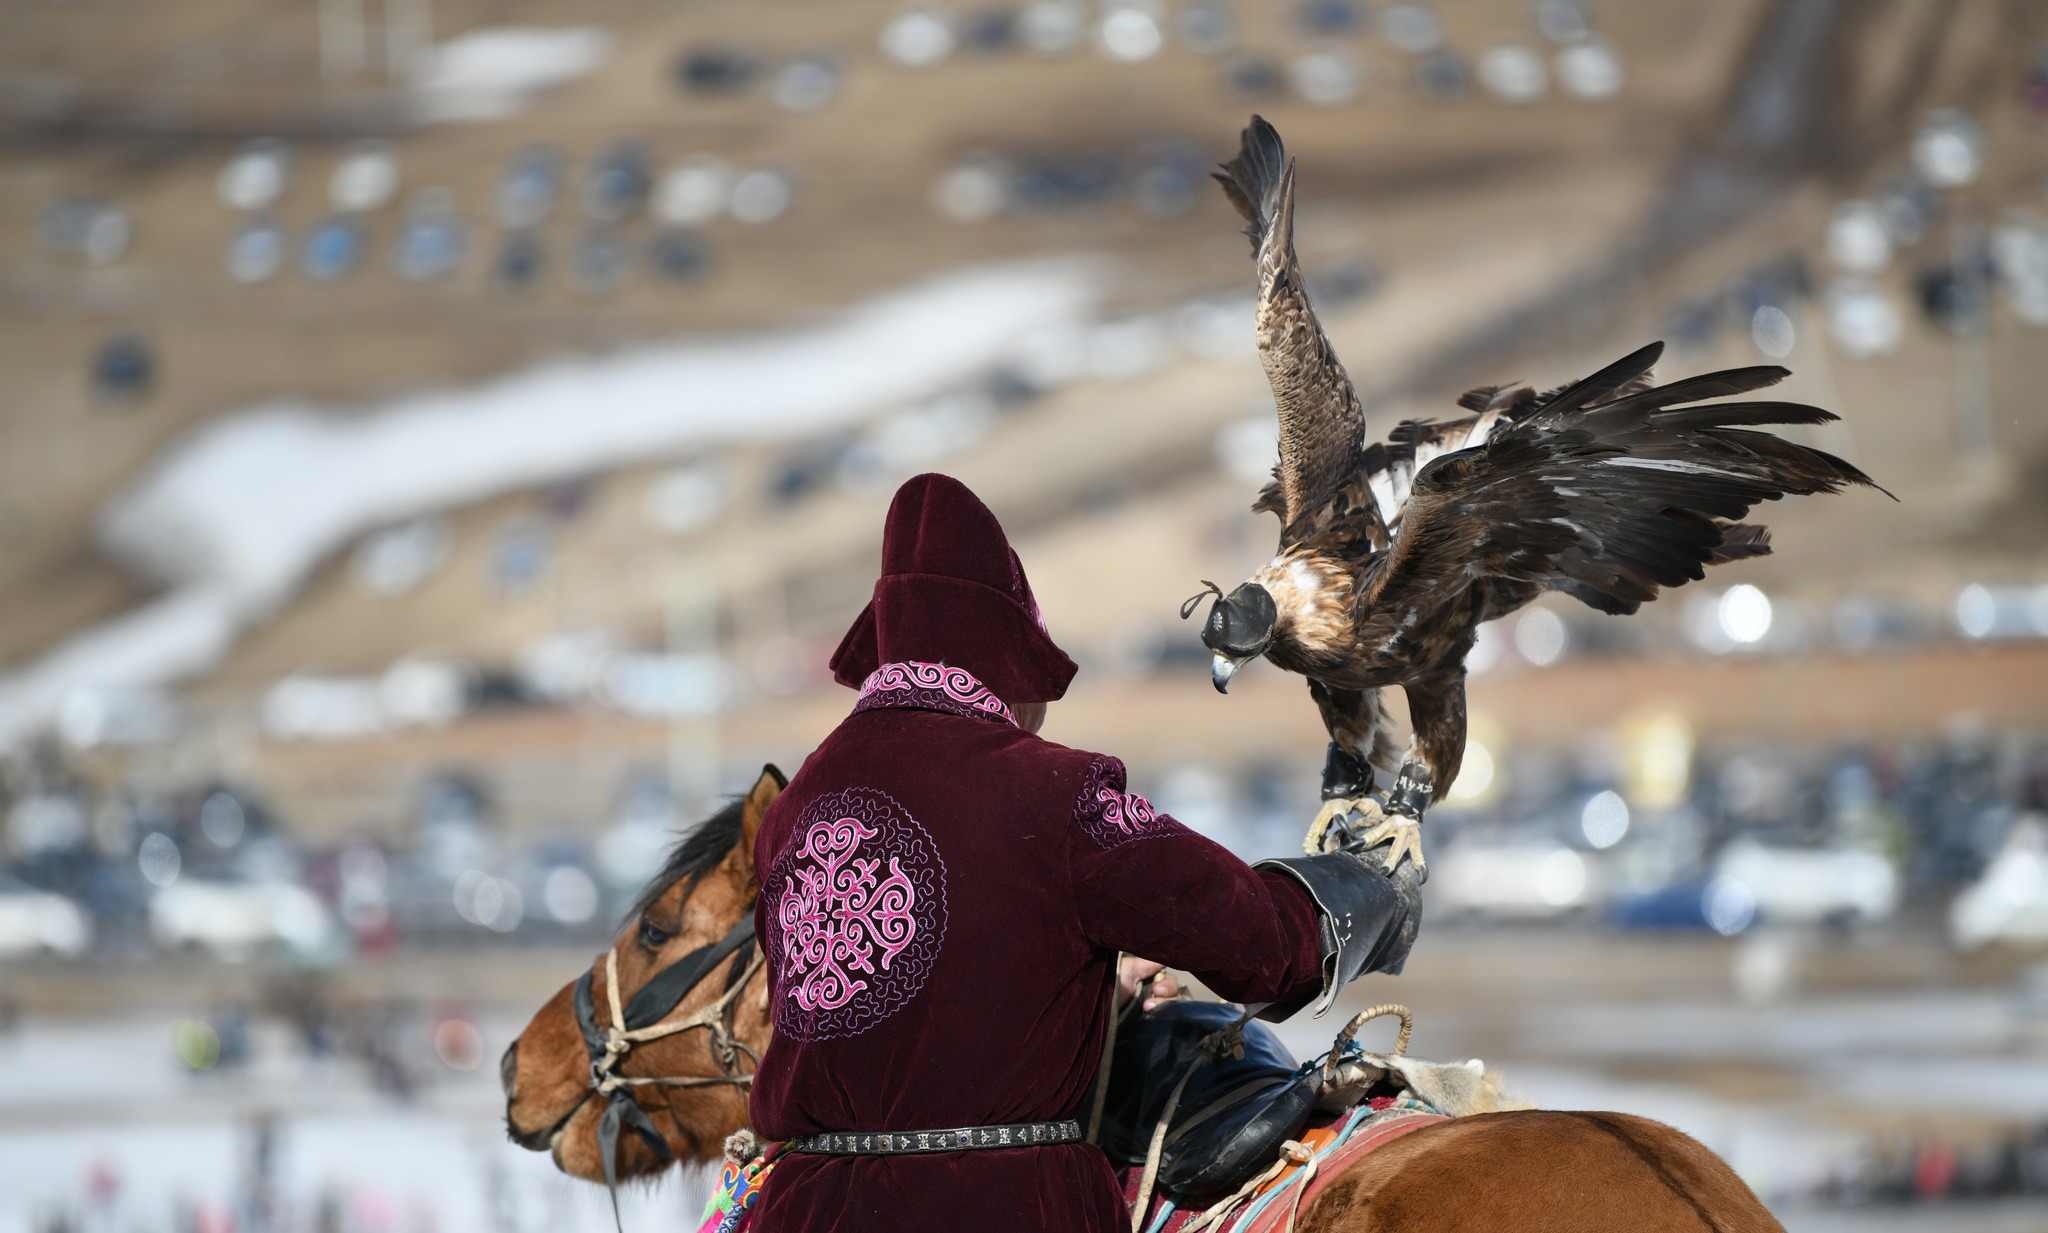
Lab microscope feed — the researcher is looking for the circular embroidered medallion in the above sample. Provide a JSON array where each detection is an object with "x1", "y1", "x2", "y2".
[{"x1": 765, "y1": 787, "x2": 948, "y2": 1042}]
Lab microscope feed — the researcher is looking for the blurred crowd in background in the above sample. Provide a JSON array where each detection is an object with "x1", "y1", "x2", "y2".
[{"x1": 5, "y1": 721, "x2": 2048, "y2": 962}]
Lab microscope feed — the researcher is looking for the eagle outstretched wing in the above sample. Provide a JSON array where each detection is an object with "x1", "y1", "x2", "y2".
[
  {"x1": 1215, "y1": 116, "x2": 1374, "y2": 536},
  {"x1": 1359, "y1": 341, "x2": 1891, "y2": 622}
]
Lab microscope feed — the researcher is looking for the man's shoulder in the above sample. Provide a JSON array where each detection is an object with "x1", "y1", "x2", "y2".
[
  {"x1": 793, "y1": 711, "x2": 1111, "y2": 808},
  {"x1": 838, "y1": 705, "x2": 1109, "y2": 768},
  {"x1": 993, "y1": 732, "x2": 1147, "y2": 804},
  {"x1": 1004, "y1": 729, "x2": 1113, "y2": 768}
]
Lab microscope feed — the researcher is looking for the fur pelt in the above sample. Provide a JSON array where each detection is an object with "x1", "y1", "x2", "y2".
[{"x1": 1355, "y1": 1053, "x2": 1533, "y2": 1118}]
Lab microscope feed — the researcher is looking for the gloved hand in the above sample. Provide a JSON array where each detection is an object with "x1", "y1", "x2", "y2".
[{"x1": 1253, "y1": 849, "x2": 1423, "y2": 1019}]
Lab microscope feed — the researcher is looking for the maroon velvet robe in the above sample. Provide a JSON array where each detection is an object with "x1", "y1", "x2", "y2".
[{"x1": 748, "y1": 662, "x2": 1326, "y2": 1232}]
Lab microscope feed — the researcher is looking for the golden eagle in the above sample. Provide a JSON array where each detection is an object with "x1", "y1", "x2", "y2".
[{"x1": 1194, "y1": 117, "x2": 1888, "y2": 873}]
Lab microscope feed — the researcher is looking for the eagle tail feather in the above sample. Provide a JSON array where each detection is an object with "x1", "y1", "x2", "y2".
[
  {"x1": 1455, "y1": 385, "x2": 1503, "y2": 413},
  {"x1": 1709, "y1": 523, "x2": 1772, "y2": 562}
]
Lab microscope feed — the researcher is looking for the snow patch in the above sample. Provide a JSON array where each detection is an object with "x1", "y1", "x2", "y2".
[
  {"x1": 0, "y1": 263, "x2": 1097, "y2": 748},
  {"x1": 410, "y1": 27, "x2": 615, "y2": 123}
]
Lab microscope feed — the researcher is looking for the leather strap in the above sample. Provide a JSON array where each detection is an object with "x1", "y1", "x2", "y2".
[
  {"x1": 621, "y1": 917, "x2": 757, "y2": 1030},
  {"x1": 784, "y1": 1119, "x2": 1084, "y2": 1155},
  {"x1": 572, "y1": 914, "x2": 761, "y2": 1233}
]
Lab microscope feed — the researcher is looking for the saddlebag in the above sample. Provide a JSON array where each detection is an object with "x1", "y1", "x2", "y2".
[{"x1": 1094, "y1": 1001, "x2": 1319, "y2": 1202}]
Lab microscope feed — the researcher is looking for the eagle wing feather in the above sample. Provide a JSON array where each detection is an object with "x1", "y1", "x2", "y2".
[
  {"x1": 1360, "y1": 346, "x2": 1890, "y2": 622},
  {"x1": 1215, "y1": 117, "x2": 1374, "y2": 535}
]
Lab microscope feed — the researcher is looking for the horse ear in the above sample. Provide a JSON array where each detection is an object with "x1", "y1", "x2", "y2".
[{"x1": 735, "y1": 764, "x2": 785, "y2": 883}]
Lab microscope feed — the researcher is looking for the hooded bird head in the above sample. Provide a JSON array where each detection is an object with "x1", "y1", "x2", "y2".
[{"x1": 1199, "y1": 581, "x2": 1276, "y2": 693}]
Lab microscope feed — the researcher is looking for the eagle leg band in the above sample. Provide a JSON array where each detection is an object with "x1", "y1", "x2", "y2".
[
  {"x1": 1320, "y1": 743, "x2": 1375, "y2": 802},
  {"x1": 1384, "y1": 767, "x2": 1431, "y2": 818}
]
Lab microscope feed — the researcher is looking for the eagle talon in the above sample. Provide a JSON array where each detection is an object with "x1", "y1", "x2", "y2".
[
  {"x1": 1355, "y1": 812, "x2": 1425, "y2": 875},
  {"x1": 1305, "y1": 796, "x2": 1361, "y2": 856},
  {"x1": 1304, "y1": 795, "x2": 1390, "y2": 856}
]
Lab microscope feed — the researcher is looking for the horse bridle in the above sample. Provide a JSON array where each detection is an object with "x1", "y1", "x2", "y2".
[{"x1": 572, "y1": 911, "x2": 764, "y2": 1229}]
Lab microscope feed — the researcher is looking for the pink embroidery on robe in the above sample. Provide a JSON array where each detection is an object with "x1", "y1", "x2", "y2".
[
  {"x1": 852, "y1": 661, "x2": 1016, "y2": 726},
  {"x1": 1074, "y1": 756, "x2": 1190, "y2": 850},
  {"x1": 767, "y1": 788, "x2": 948, "y2": 1041}
]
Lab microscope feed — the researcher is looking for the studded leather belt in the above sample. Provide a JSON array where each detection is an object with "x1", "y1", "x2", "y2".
[{"x1": 783, "y1": 1119, "x2": 1084, "y2": 1156}]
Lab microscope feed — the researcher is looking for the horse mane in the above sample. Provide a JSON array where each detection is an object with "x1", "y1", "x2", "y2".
[{"x1": 624, "y1": 795, "x2": 748, "y2": 923}]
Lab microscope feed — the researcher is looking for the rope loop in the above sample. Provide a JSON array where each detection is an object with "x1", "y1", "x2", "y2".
[{"x1": 1323, "y1": 1003, "x2": 1412, "y2": 1086}]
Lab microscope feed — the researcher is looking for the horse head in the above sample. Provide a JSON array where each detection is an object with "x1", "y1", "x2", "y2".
[{"x1": 502, "y1": 765, "x2": 784, "y2": 1182}]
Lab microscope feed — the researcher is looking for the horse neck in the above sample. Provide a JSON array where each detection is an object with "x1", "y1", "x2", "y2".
[
  {"x1": 735, "y1": 867, "x2": 774, "y2": 1122},
  {"x1": 678, "y1": 863, "x2": 775, "y2": 1155}
]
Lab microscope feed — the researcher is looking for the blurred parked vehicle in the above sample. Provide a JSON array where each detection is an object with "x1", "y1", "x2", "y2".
[
  {"x1": 149, "y1": 878, "x2": 338, "y2": 957},
  {"x1": 1715, "y1": 838, "x2": 1899, "y2": 925},
  {"x1": 1429, "y1": 842, "x2": 1595, "y2": 920},
  {"x1": 1611, "y1": 841, "x2": 1898, "y2": 934},
  {"x1": 1609, "y1": 876, "x2": 1757, "y2": 935},
  {"x1": 0, "y1": 877, "x2": 91, "y2": 956},
  {"x1": 1951, "y1": 819, "x2": 2048, "y2": 949}
]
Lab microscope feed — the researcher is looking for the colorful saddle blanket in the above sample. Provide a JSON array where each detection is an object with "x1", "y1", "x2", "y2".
[{"x1": 1120, "y1": 1103, "x2": 1448, "y2": 1233}]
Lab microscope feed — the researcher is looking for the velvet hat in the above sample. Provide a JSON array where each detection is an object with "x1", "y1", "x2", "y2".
[{"x1": 829, "y1": 473, "x2": 1078, "y2": 704}]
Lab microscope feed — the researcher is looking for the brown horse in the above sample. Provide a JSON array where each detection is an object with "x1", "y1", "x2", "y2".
[{"x1": 504, "y1": 766, "x2": 1784, "y2": 1231}]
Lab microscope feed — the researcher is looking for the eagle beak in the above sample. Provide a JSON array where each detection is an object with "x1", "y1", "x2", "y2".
[{"x1": 1211, "y1": 653, "x2": 1244, "y2": 694}]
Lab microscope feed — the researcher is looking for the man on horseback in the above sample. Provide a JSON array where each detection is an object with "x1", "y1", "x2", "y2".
[{"x1": 746, "y1": 473, "x2": 1421, "y2": 1232}]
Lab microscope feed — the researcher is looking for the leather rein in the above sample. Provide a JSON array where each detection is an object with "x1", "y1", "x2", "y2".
[{"x1": 572, "y1": 911, "x2": 764, "y2": 1229}]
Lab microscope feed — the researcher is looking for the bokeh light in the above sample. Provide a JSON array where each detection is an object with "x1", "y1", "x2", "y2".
[
  {"x1": 137, "y1": 832, "x2": 180, "y2": 887},
  {"x1": 1536, "y1": 850, "x2": 1588, "y2": 907},
  {"x1": 880, "y1": 9, "x2": 955, "y2": 67},
  {"x1": 198, "y1": 792, "x2": 245, "y2": 848},
  {"x1": 1447, "y1": 741, "x2": 1496, "y2": 802},
  {"x1": 1098, "y1": 7, "x2": 1163, "y2": 63},
  {"x1": 433, "y1": 1018, "x2": 485, "y2": 1071},
  {"x1": 1621, "y1": 712, "x2": 1694, "y2": 810},
  {"x1": 1704, "y1": 877, "x2": 1758, "y2": 937},
  {"x1": 544, "y1": 866, "x2": 600, "y2": 924},
  {"x1": 171, "y1": 1020, "x2": 220, "y2": 1071},
  {"x1": 1955, "y1": 584, "x2": 1996, "y2": 639},
  {"x1": 1717, "y1": 585, "x2": 1774, "y2": 646},
  {"x1": 1478, "y1": 41, "x2": 1546, "y2": 103},
  {"x1": 1749, "y1": 305, "x2": 1795, "y2": 358},
  {"x1": 1580, "y1": 790, "x2": 1630, "y2": 849},
  {"x1": 1513, "y1": 608, "x2": 1568, "y2": 666},
  {"x1": 1912, "y1": 108, "x2": 1985, "y2": 188}
]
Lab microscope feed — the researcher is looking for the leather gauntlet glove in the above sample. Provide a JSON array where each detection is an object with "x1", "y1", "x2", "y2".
[{"x1": 1251, "y1": 852, "x2": 1422, "y2": 1020}]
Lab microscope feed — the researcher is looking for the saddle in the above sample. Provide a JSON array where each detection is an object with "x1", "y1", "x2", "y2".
[
  {"x1": 1094, "y1": 1002, "x2": 1321, "y2": 1202},
  {"x1": 1097, "y1": 999, "x2": 1527, "y2": 1208}
]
